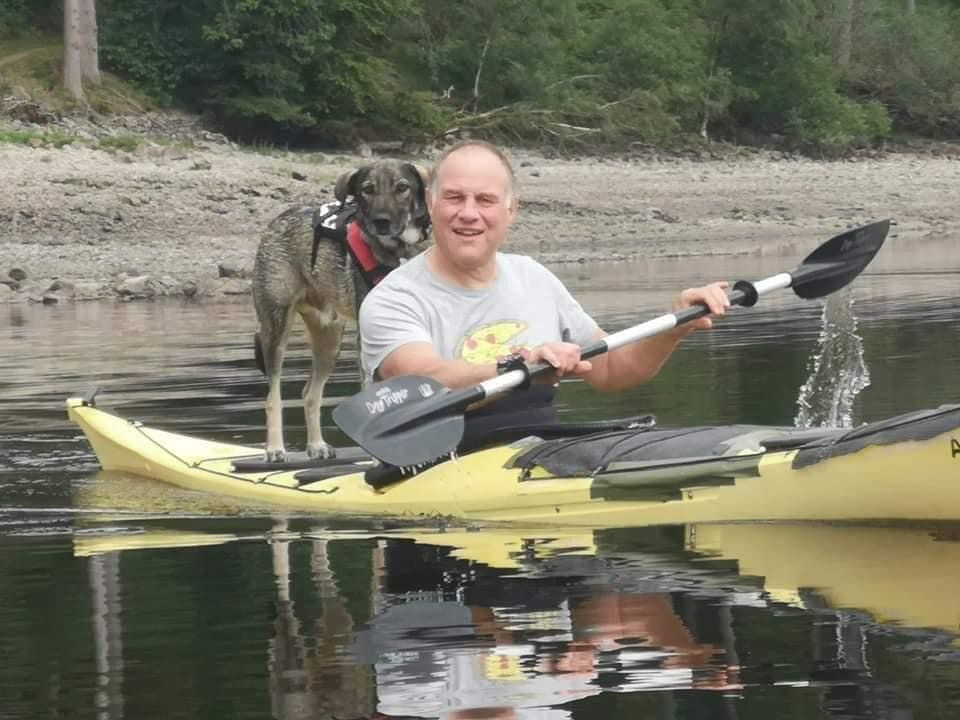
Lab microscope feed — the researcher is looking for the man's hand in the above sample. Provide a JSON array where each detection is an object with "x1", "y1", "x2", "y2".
[
  {"x1": 524, "y1": 342, "x2": 592, "y2": 383},
  {"x1": 673, "y1": 281, "x2": 731, "y2": 332}
]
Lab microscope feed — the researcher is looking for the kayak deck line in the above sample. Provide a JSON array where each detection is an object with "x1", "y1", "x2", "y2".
[
  {"x1": 792, "y1": 404, "x2": 960, "y2": 468},
  {"x1": 66, "y1": 396, "x2": 960, "y2": 527}
]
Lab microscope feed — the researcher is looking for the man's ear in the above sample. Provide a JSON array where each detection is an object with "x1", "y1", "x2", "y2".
[
  {"x1": 334, "y1": 168, "x2": 361, "y2": 202},
  {"x1": 506, "y1": 197, "x2": 519, "y2": 225}
]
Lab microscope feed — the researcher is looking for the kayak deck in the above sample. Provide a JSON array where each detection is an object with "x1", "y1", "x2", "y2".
[{"x1": 66, "y1": 397, "x2": 960, "y2": 527}]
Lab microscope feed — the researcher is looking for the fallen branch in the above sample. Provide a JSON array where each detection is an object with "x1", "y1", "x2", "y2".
[
  {"x1": 549, "y1": 121, "x2": 601, "y2": 133},
  {"x1": 598, "y1": 98, "x2": 632, "y2": 111},
  {"x1": 546, "y1": 74, "x2": 602, "y2": 90},
  {"x1": 107, "y1": 86, "x2": 145, "y2": 114}
]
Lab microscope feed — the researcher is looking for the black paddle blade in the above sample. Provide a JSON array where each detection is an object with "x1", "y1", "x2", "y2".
[
  {"x1": 790, "y1": 220, "x2": 889, "y2": 299},
  {"x1": 332, "y1": 375, "x2": 465, "y2": 468}
]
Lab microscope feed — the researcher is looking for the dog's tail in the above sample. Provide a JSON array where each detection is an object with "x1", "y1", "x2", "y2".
[{"x1": 254, "y1": 332, "x2": 266, "y2": 376}]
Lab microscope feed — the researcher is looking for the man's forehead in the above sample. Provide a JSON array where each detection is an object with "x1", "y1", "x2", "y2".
[{"x1": 435, "y1": 150, "x2": 511, "y2": 189}]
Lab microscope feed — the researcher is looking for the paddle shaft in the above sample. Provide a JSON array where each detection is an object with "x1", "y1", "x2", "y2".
[{"x1": 483, "y1": 272, "x2": 793, "y2": 398}]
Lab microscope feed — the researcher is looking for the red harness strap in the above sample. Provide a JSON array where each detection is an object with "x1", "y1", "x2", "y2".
[{"x1": 346, "y1": 221, "x2": 392, "y2": 287}]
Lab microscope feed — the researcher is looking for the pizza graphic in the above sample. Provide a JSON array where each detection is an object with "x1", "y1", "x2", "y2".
[{"x1": 457, "y1": 320, "x2": 531, "y2": 364}]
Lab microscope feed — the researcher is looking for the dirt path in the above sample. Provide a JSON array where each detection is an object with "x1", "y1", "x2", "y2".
[{"x1": 0, "y1": 47, "x2": 53, "y2": 68}]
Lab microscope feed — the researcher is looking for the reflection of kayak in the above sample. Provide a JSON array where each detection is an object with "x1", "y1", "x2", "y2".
[
  {"x1": 72, "y1": 521, "x2": 960, "y2": 641},
  {"x1": 67, "y1": 396, "x2": 960, "y2": 527},
  {"x1": 685, "y1": 522, "x2": 960, "y2": 637}
]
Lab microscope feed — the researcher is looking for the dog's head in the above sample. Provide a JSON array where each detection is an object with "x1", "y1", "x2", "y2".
[{"x1": 335, "y1": 160, "x2": 431, "y2": 260}]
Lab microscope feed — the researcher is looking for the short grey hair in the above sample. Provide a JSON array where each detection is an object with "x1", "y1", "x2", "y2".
[{"x1": 428, "y1": 139, "x2": 516, "y2": 204}]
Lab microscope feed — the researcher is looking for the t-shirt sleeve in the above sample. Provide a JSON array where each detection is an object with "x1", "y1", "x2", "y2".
[
  {"x1": 358, "y1": 283, "x2": 434, "y2": 381},
  {"x1": 536, "y1": 261, "x2": 600, "y2": 346}
]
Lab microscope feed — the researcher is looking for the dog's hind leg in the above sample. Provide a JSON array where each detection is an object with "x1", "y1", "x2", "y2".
[
  {"x1": 256, "y1": 304, "x2": 297, "y2": 462},
  {"x1": 300, "y1": 306, "x2": 344, "y2": 459}
]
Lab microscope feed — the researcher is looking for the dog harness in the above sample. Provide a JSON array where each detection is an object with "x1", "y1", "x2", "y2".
[{"x1": 311, "y1": 201, "x2": 394, "y2": 288}]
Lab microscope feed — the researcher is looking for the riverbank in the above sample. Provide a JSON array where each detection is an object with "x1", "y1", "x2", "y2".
[{"x1": 1, "y1": 110, "x2": 959, "y2": 304}]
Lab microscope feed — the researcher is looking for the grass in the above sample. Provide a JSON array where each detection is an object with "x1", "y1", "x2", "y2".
[
  {"x1": 98, "y1": 134, "x2": 142, "y2": 152},
  {"x1": 0, "y1": 128, "x2": 74, "y2": 147}
]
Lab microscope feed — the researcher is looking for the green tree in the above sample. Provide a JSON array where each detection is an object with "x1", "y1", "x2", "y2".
[
  {"x1": 99, "y1": 0, "x2": 432, "y2": 142},
  {"x1": 848, "y1": 1, "x2": 960, "y2": 137}
]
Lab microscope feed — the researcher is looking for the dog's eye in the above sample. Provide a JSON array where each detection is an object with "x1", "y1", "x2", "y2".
[
  {"x1": 395, "y1": 182, "x2": 410, "y2": 193},
  {"x1": 361, "y1": 182, "x2": 376, "y2": 195}
]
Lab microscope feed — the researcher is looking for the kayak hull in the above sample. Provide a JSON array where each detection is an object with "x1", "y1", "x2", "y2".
[{"x1": 66, "y1": 397, "x2": 960, "y2": 527}]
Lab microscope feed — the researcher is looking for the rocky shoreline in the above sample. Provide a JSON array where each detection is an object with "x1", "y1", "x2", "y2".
[{"x1": 2, "y1": 109, "x2": 959, "y2": 305}]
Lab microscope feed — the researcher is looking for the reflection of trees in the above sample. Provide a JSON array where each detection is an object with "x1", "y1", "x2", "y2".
[{"x1": 89, "y1": 552, "x2": 124, "y2": 720}]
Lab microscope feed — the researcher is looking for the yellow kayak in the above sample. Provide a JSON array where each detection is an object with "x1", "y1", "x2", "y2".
[{"x1": 66, "y1": 396, "x2": 960, "y2": 527}]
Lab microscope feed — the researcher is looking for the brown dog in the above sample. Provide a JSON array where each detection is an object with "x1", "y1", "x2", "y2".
[{"x1": 252, "y1": 160, "x2": 431, "y2": 462}]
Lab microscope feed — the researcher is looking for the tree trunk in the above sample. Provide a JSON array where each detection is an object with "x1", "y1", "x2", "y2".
[
  {"x1": 79, "y1": 0, "x2": 101, "y2": 85},
  {"x1": 63, "y1": 0, "x2": 85, "y2": 100},
  {"x1": 834, "y1": 0, "x2": 853, "y2": 70}
]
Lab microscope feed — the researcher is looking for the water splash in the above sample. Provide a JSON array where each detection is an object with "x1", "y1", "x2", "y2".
[{"x1": 794, "y1": 287, "x2": 870, "y2": 429}]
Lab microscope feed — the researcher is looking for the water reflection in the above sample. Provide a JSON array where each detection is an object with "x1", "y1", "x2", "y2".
[
  {"x1": 268, "y1": 520, "x2": 375, "y2": 719},
  {"x1": 71, "y1": 519, "x2": 960, "y2": 719},
  {"x1": 89, "y1": 552, "x2": 124, "y2": 720}
]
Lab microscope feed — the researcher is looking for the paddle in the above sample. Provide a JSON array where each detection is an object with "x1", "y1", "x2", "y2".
[{"x1": 333, "y1": 220, "x2": 890, "y2": 469}]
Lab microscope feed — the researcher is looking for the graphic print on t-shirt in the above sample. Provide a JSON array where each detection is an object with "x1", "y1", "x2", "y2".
[{"x1": 456, "y1": 320, "x2": 531, "y2": 364}]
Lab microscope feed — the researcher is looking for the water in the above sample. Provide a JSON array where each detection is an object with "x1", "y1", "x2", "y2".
[
  {"x1": 2, "y1": 236, "x2": 960, "y2": 719},
  {"x1": 794, "y1": 288, "x2": 871, "y2": 429}
]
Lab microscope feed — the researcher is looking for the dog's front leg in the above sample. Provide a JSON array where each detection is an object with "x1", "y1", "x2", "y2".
[
  {"x1": 255, "y1": 320, "x2": 291, "y2": 463},
  {"x1": 302, "y1": 312, "x2": 344, "y2": 459},
  {"x1": 265, "y1": 373, "x2": 287, "y2": 462}
]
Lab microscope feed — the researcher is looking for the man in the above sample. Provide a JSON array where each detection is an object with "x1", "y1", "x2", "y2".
[{"x1": 359, "y1": 140, "x2": 730, "y2": 443}]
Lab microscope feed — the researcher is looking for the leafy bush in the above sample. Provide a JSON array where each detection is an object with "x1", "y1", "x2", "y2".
[{"x1": 848, "y1": 3, "x2": 960, "y2": 137}]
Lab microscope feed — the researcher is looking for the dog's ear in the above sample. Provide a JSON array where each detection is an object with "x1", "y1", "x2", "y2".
[
  {"x1": 403, "y1": 163, "x2": 431, "y2": 221},
  {"x1": 334, "y1": 169, "x2": 361, "y2": 203}
]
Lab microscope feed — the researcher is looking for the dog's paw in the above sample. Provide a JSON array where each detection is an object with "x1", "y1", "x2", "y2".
[
  {"x1": 307, "y1": 442, "x2": 337, "y2": 460},
  {"x1": 264, "y1": 447, "x2": 288, "y2": 463}
]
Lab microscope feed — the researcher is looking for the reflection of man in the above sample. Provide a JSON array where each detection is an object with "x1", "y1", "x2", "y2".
[
  {"x1": 353, "y1": 599, "x2": 600, "y2": 719},
  {"x1": 352, "y1": 544, "x2": 737, "y2": 718}
]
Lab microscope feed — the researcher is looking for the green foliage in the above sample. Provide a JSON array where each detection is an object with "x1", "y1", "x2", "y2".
[
  {"x1": 848, "y1": 2, "x2": 960, "y2": 137},
  {"x1": 0, "y1": 129, "x2": 75, "y2": 147},
  {"x1": 0, "y1": 0, "x2": 34, "y2": 39},
  {"x1": 98, "y1": 134, "x2": 142, "y2": 152},
  {"x1": 13, "y1": 0, "x2": 960, "y2": 151},
  {"x1": 0, "y1": 0, "x2": 61, "y2": 38}
]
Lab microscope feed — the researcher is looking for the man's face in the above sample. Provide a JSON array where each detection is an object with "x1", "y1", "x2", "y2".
[{"x1": 428, "y1": 146, "x2": 517, "y2": 272}]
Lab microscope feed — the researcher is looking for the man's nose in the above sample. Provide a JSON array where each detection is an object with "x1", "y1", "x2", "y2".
[{"x1": 459, "y1": 196, "x2": 480, "y2": 219}]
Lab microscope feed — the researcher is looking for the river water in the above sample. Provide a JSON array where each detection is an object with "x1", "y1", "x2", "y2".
[{"x1": 2, "y1": 234, "x2": 960, "y2": 719}]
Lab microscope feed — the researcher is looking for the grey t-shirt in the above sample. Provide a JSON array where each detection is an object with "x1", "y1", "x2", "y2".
[{"x1": 359, "y1": 251, "x2": 600, "y2": 381}]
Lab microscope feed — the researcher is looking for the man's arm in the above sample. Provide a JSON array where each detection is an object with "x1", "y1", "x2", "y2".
[
  {"x1": 581, "y1": 328, "x2": 685, "y2": 392},
  {"x1": 376, "y1": 342, "x2": 497, "y2": 388},
  {"x1": 582, "y1": 282, "x2": 730, "y2": 392}
]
